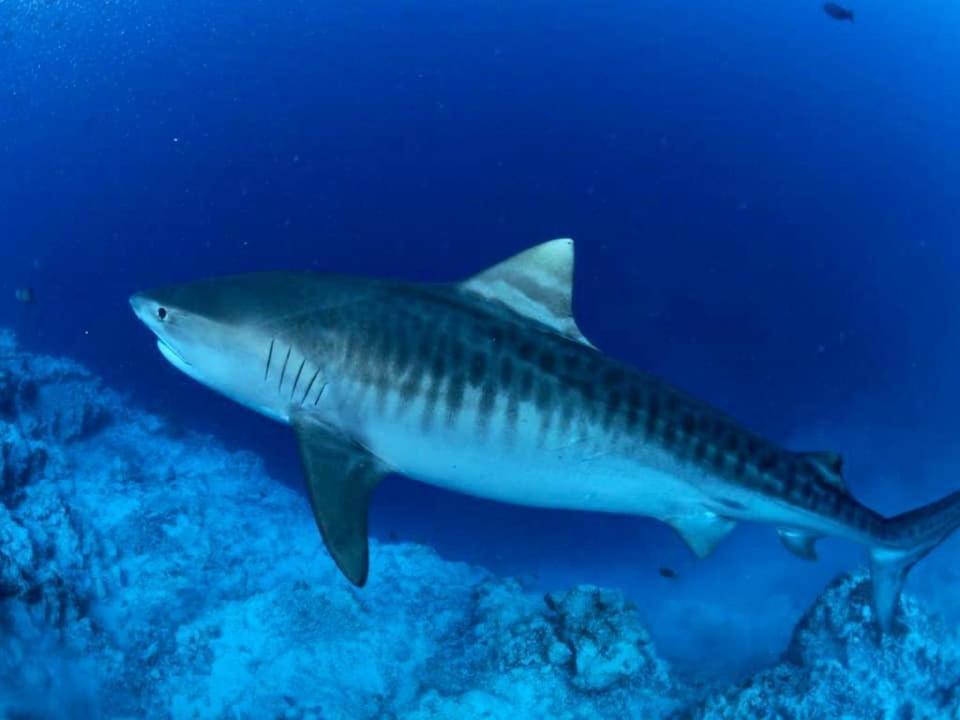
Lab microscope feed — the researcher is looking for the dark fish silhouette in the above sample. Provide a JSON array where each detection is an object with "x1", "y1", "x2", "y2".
[
  {"x1": 658, "y1": 567, "x2": 678, "y2": 580},
  {"x1": 14, "y1": 287, "x2": 35, "y2": 304},
  {"x1": 823, "y1": 3, "x2": 854, "y2": 22}
]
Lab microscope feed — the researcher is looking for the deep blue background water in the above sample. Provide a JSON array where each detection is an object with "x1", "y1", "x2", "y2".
[{"x1": 2, "y1": 0, "x2": 959, "y2": 676}]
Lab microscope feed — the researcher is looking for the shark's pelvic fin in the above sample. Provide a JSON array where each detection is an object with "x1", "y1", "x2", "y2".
[
  {"x1": 777, "y1": 527, "x2": 820, "y2": 560},
  {"x1": 292, "y1": 417, "x2": 387, "y2": 587},
  {"x1": 460, "y1": 238, "x2": 596, "y2": 348},
  {"x1": 667, "y1": 512, "x2": 736, "y2": 558}
]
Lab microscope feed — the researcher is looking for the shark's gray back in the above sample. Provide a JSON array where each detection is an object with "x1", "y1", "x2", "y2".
[{"x1": 284, "y1": 276, "x2": 838, "y2": 509}]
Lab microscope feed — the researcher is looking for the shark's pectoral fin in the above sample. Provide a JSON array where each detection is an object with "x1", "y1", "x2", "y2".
[
  {"x1": 777, "y1": 527, "x2": 821, "y2": 560},
  {"x1": 292, "y1": 418, "x2": 387, "y2": 587},
  {"x1": 667, "y1": 512, "x2": 736, "y2": 558}
]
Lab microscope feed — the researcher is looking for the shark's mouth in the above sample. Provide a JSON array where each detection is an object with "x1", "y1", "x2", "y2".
[{"x1": 156, "y1": 338, "x2": 191, "y2": 368}]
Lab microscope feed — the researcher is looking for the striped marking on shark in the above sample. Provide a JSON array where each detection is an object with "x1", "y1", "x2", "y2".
[{"x1": 130, "y1": 239, "x2": 960, "y2": 630}]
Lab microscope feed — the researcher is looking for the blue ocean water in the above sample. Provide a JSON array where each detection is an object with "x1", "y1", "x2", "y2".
[{"x1": 1, "y1": 0, "x2": 960, "y2": 715}]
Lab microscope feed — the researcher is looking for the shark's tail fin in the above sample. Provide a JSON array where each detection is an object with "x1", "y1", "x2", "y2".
[{"x1": 870, "y1": 489, "x2": 960, "y2": 630}]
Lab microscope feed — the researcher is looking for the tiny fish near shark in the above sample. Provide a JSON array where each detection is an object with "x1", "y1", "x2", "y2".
[
  {"x1": 823, "y1": 3, "x2": 855, "y2": 22},
  {"x1": 130, "y1": 239, "x2": 960, "y2": 630}
]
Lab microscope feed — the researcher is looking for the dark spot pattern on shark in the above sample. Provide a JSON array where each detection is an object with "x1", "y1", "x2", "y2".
[{"x1": 468, "y1": 350, "x2": 487, "y2": 388}]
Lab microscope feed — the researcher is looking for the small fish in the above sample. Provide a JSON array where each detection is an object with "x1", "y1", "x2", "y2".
[
  {"x1": 658, "y1": 567, "x2": 678, "y2": 580},
  {"x1": 14, "y1": 287, "x2": 35, "y2": 304},
  {"x1": 823, "y1": 3, "x2": 854, "y2": 22}
]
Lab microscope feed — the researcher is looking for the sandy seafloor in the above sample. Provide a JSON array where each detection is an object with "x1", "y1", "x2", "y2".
[{"x1": 1, "y1": 327, "x2": 958, "y2": 720}]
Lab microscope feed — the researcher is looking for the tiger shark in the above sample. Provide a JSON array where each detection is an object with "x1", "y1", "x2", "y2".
[{"x1": 130, "y1": 239, "x2": 960, "y2": 630}]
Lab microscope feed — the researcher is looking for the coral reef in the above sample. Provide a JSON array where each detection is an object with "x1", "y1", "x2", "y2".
[
  {"x1": 0, "y1": 327, "x2": 958, "y2": 719},
  {"x1": 698, "y1": 571, "x2": 960, "y2": 719}
]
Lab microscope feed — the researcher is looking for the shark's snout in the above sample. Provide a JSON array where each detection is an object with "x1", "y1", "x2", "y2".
[
  {"x1": 130, "y1": 291, "x2": 194, "y2": 370},
  {"x1": 130, "y1": 292, "x2": 155, "y2": 325},
  {"x1": 129, "y1": 292, "x2": 172, "y2": 330}
]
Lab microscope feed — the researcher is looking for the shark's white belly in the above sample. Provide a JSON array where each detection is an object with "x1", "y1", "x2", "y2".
[{"x1": 348, "y1": 386, "x2": 709, "y2": 519}]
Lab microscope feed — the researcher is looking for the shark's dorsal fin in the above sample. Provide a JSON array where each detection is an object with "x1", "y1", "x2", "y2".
[
  {"x1": 799, "y1": 451, "x2": 846, "y2": 490},
  {"x1": 667, "y1": 512, "x2": 737, "y2": 558},
  {"x1": 461, "y1": 238, "x2": 595, "y2": 348},
  {"x1": 292, "y1": 416, "x2": 388, "y2": 586}
]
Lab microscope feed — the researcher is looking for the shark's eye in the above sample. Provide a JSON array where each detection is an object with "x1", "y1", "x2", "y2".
[{"x1": 157, "y1": 307, "x2": 168, "y2": 321}]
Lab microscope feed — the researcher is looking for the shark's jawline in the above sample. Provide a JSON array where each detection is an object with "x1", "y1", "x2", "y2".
[{"x1": 157, "y1": 338, "x2": 190, "y2": 368}]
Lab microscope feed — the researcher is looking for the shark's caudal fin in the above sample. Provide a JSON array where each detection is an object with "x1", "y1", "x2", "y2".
[{"x1": 870, "y1": 489, "x2": 960, "y2": 630}]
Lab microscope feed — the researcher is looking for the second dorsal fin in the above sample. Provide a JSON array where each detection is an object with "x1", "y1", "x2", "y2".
[
  {"x1": 799, "y1": 451, "x2": 846, "y2": 490},
  {"x1": 460, "y1": 238, "x2": 595, "y2": 348}
]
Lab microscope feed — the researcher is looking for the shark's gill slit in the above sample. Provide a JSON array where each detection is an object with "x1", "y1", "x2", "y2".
[
  {"x1": 301, "y1": 367, "x2": 321, "y2": 406},
  {"x1": 291, "y1": 358, "x2": 306, "y2": 399},
  {"x1": 314, "y1": 382, "x2": 327, "y2": 406},
  {"x1": 278, "y1": 346, "x2": 292, "y2": 391},
  {"x1": 264, "y1": 339, "x2": 275, "y2": 381}
]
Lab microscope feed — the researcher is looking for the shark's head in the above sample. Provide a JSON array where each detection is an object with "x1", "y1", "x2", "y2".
[{"x1": 130, "y1": 272, "x2": 341, "y2": 422}]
